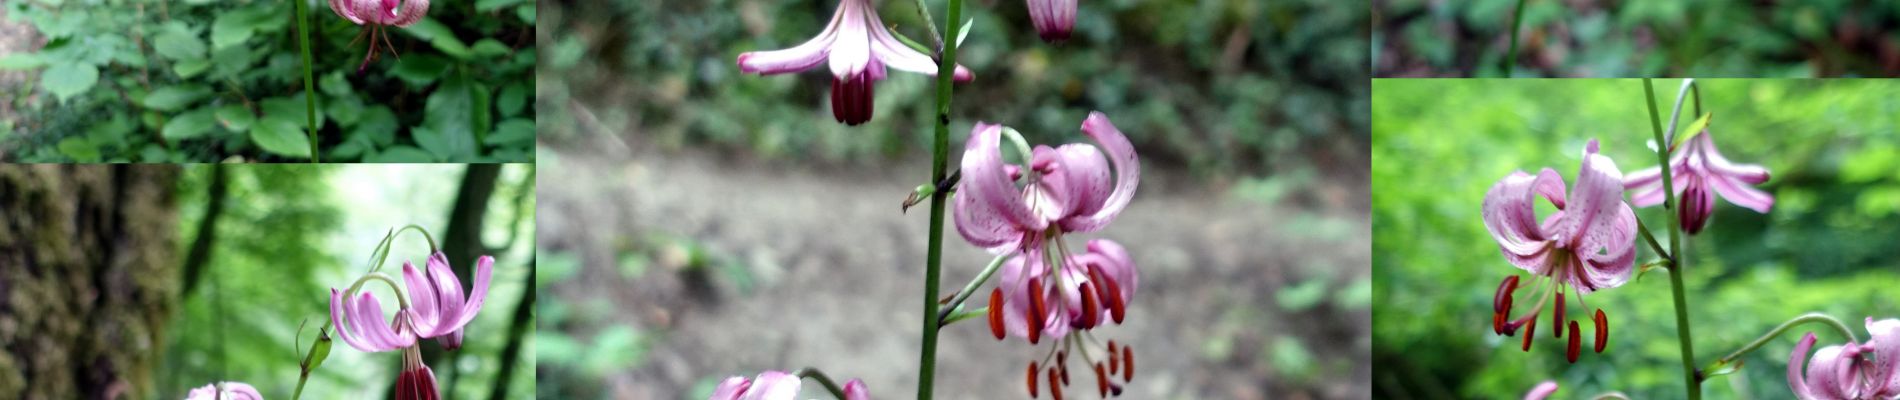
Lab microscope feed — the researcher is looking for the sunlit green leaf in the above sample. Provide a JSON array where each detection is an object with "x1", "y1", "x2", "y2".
[
  {"x1": 41, "y1": 62, "x2": 98, "y2": 103},
  {"x1": 163, "y1": 107, "x2": 220, "y2": 141},
  {"x1": 142, "y1": 85, "x2": 213, "y2": 111},
  {"x1": 250, "y1": 117, "x2": 312, "y2": 158}
]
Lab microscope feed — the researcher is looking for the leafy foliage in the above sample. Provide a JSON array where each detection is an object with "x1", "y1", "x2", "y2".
[
  {"x1": 0, "y1": 0, "x2": 534, "y2": 162},
  {"x1": 537, "y1": 0, "x2": 1367, "y2": 179},
  {"x1": 1375, "y1": 0, "x2": 1900, "y2": 77},
  {"x1": 1373, "y1": 79, "x2": 1900, "y2": 398}
]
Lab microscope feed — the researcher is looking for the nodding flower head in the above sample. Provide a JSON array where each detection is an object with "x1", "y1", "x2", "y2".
[
  {"x1": 330, "y1": 0, "x2": 429, "y2": 73},
  {"x1": 330, "y1": 252, "x2": 493, "y2": 400},
  {"x1": 1024, "y1": 0, "x2": 1077, "y2": 43},
  {"x1": 185, "y1": 382, "x2": 262, "y2": 400},
  {"x1": 1624, "y1": 129, "x2": 1772, "y2": 234},
  {"x1": 986, "y1": 240, "x2": 1137, "y2": 398},
  {"x1": 1787, "y1": 319, "x2": 1900, "y2": 399},
  {"x1": 735, "y1": 0, "x2": 974, "y2": 125},
  {"x1": 953, "y1": 112, "x2": 1140, "y2": 255},
  {"x1": 1481, "y1": 139, "x2": 1635, "y2": 363}
]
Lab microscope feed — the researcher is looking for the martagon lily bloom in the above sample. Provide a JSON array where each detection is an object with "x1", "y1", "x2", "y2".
[
  {"x1": 185, "y1": 382, "x2": 263, "y2": 400},
  {"x1": 1025, "y1": 0, "x2": 1077, "y2": 42},
  {"x1": 955, "y1": 112, "x2": 1141, "y2": 397},
  {"x1": 1787, "y1": 318, "x2": 1900, "y2": 399},
  {"x1": 709, "y1": 371, "x2": 871, "y2": 400},
  {"x1": 736, "y1": 0, "x2": 973, "y2": 125},
  {"x1": 1624, "y1": 129, "x2": 1772, "y2": 234},
  {"x1": 330, "y1": 253, "x2": 492, "y2": 400},
  {"x1": 330, "y1": 0, "x2": 429, "y2": 73},
  {"x1": 1481, "y1": 139, "x2": 1635, "y2": 363}
]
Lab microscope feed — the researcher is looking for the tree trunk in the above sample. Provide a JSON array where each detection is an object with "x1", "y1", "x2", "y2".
[{"x1": 0, "y1": 165, "x2": 180, "y2": 400}]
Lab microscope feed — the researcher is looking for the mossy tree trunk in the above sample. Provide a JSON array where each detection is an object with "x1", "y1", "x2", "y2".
[{"x1": 0, "y1": 165, "x2": 179, "y2": 399}]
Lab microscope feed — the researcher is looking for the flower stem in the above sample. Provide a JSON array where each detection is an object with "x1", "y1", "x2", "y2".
[
  {"x1": 1632, "y1": 214, "x2": 1671, "y2": 261},
  {"x1": 940, "y1": 306, "x2": 989, "y2": 326},
  {"x1": 292, "y1": 0, "x2": 320, "y2": 162},
  {"x1": 908, "y1": 0, "x2": 944, "y2": 53},
  {"x1": 1707, "y1": 312, "x2": 1858, "y2": 378},
  {"x1": 794, "y1": 367, "x2": 849, "y2": 399},
  {"x1": 917, "y1": 0, "x2": 963, "y2": 398},
  {"x1": 1502, "y1": 0, "x2": 1528, "y2": 76},
  {"x1": 1643, "y1": 78, "x2": 1698, "y2": 400},
  {"x1": 937, "y1": 253, "x2": 1013, "y2": 325}
]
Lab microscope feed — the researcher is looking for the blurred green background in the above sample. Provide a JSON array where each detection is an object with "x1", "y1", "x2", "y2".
[
  {"x1": 1374, "y1": 0, "x2": 1900, "y2": 77},
  {"x1": 535, "y1": 0, "x2": 1368, "y2": 181},
  {"x1": 1373, "y1": 79, "x2": 1900, "y2": 398},
  {"x1": 0, "y1": 0, "x2": 534, "y2": 162},
  {"x1": 164, "y1": 164, "x2": 535, "y2": 398}
]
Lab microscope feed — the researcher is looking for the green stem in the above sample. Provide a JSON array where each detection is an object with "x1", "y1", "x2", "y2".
[
  {"x1": 293, "y1": 0, "x2": 320, "y2": 162},
  {"x1": 917, "y1": 0, "x2": 963, "y2": 398},
  {"x1": 940, "y1": 306, "x2": 989, "y2": 326},
  {"x1": 937, "y1": 253, "x2": 1013, "y2": 324},
  {"x1": 794, "y1": 367, "x2": 849, "y2": 399},
  {"x1": 1502, "y1": 0, "x2": 1528, "y2": 76},
  {"x1": 908, "y1": 0, "x2": 944, "y2": 52},
  {"x1": 1633, "y1": 214, "x2": 1672, "y2": 261},
  {"x1": 1709, "y1": 313, "x2": 1858, "y2": 376},
  {"x1": 1643, "y1": 78, "x2": 1698, "y2": 400}
]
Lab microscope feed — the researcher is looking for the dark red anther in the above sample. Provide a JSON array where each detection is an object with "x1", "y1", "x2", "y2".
[
  {"x1": 1093, "y1": 362, "x2": 1109, "y2": 397},
  {"x1": 1554, "y1": 287, "x2": 1565, "y2": 339},
  {"x1": 1593, "y1": 308, "x2": 1609, "y2": 353},
  {"x1": 1566, "y1": 320, "x2": 1582, "y2": 363},
  {"x1": 1520, "y1": 318, "x2": 1536, "y2": 352},
  {"x1": 1027, "y1": 362, "x2": 1040, "y2": 398},
  {"x1": 1110, "y1": 384, "x2": 1123, "y2": 397},
  {"x1": 1028, "y1": 277, "x2": 1046, "y2": 345},
  {"x1": 1107, "y1": 344, "x2": 1120, "y2": 376},
  {"x1": 1122, "y1": 345, "x2": 1134, "y2": 383},
  {"x1": 1493, "y1": 310, "x2": 1507, "y2": 335},
  {"x1": 989, "y1": 288, "x2": 1007, "y2": 340},
  {"x1": 1048, "y1": 367, "x2": 1064, "y2": 400},
  {"x1": 1079, "y1": 282, "x2": 1101, "y2": 328},
  {"x1": 1494, "y1": 275, "x2": 1520, "y2": 314},
  {"x1": 1059, "y1": 360, "x2": 1070, "y2": 386},
  {"x1": 1093, "y1": 264, "x2": 1126, "y2": 324}
]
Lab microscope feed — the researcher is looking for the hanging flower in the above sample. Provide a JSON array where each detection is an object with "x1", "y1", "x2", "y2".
[
  {"x1": 1623, "y1": 129, "x2": 1772, "y2": 234},
  {"x1": 185, "y1": 382, "x2": 263, "y2": 400},
  {"x1": 1787, "y1": 319, "x2": 1900, "y2": 399},
  {"x1": 736, "y1": 0, "x2": 974, "y2": 125},
  {"x1": 956, "y1": 112, "x2": 1141, "y2": 397},
  {"x1": 330, "y1": 253, "x2": 493, "y2": 400},
  {"x1": 329, "y1": 0, "x2": 430, "y2": 73},
  {"x1": 1024, "y1": 0, "x2": 1077, "y2": 43},
  {"x1": 1481, "y1": 139, "x2": 1634, "y2": 363}
]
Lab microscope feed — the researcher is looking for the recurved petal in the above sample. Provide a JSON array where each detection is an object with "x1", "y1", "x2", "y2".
[
  {"x1": 1048, "y1": 143, "x2": 1113, "y2": 223},
  {"x1": 424, "y1": 253, "x2": 467, "y2": 336},
  {"x1": 1576, "y1": 201, "x2": 1636, "y2": 292},
  {"x1": 738, "y1": 31, "x2": 836, "y2": 76},
  {"x1": 1057, "y1": 112, "x2": 1140, "y2": 233},
  {"x1": 432, "y1": 255, "x2": 493, "y2": 338},
  {"x1": 1805, "y1": 344, "x2": 1862, "y2": 399},
  {"x1": 1867, "y1": 318, "x2": 1900, "y2": 395},
  {"x1": 1522, "y1": 381, "x2": 1558, "y2": 400},
  {"x1": 355, "y1": 292, "x2": 417, "y2": 350},
  {"x1": 221, "y1": 382, "x2": 264, "y2": 400},
  {"x1": 1482, "y1": 169, "x2": 1565, "y2": 272},
  {"x1": 330, "y1": 0, "x2": 365, "y2": 24},
  {"x1": 402, "y1": 262, "x2": 440, "y2": 335},
  {"x1": 1790, "y1": 333, "x2": 1820, "y2": 400},
  {"x1": 740, "y1": 371, "x2": 801, "y2": 400},
  {"x1": 709, "y1": 377, "x2": 752, "y2": 400},
  {"x1": 1558, "y1": 139, "x2": 1627, "y2": 248},
  {"x1": 1696, "y1": 132, "x2": 1772, "y2": 184},
  {"x1": 955, "y1": 122, "x2": 1045, "y2": 251},
  {"x1": 390, "y1": 0, "x2": 429, "y2": 27},
  {"x1": 1709, "y1": 173, "x2": 1774, "y2": 213},
  {"x1": 867, "y1": 17, "x2": 974, "y2": 82},
  {"x1": 843, "y1": 379, "x2": 871, "y2": 400},
  {"x1": 825, "y1": 0, "x2": 872, "y2": 80}
]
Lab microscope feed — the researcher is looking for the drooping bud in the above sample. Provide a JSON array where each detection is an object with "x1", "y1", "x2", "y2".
[{"x1": 1680, "y1": 175, "x2": 1714, "y2": 234}]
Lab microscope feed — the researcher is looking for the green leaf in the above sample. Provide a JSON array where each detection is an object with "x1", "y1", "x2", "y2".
[
  {"x1": 471, "y1": 80, "x2": 492, "y2": 145},
  {"x1": 470, "y1": 39, "x2": 511, "y2": 57},
  {"x1": 417, "y1": 76, "x2": 481, "y2": 160},
  {"x1": 162, "y1": 107, "x2": 219, "y2": 141},
  {"x1": 431, "y1": 36, "x2": 472, "y2": 60},
  {"x1": 56, "y1": 137, "x2": 101, "y2": 162},
  {"x1": 352, "y1": 106, "x2": 398, "y2": 147},
  {"x1": 142, "y1": 85, "x2": 213, "y2": 111},
  {"x1": 327, "y1": 95, "x2": 365, "y2": 127},
  {"x1": 496, "y1": 82, "x2": 527, "y2": 117},
  {"x1": 390, "y1": 55, "x2": 450, "y2": 87},
  {"x1": 489, "y1": 118, "x2": 533, "y2": 146},
  {"x1": 402, "y1": 18, "x2": 454, "y2": 41},
  {"x1": 211, "y1": 44, "x2": 256, "y2": 77},
  {"x1": 475, "y1": 0, "x2": 524, "y2": 12},
  {"x1": 173, "y1": 59, "x2": 212, "y2": 78},
  {"x1": 365, "y1": 146, "x2": 437, "y2": 162},
  {"x1": 319, "y1": 71, "x2": 352, "y2": 97},
  {"x1": 892, "y1": 29, "x2": 931, "y2": 54},
  {"x1": 41, "y1": 63, "x2": 99, "y2": 103},
  {"x1": 215, "y1": 105, "x2": 255, "y2": 132},
  {"x1": 516, "y1": 4, "x2": 535, "y2": 24},
  {"x1": 956, "y1": 18, "x2": 974, "y2": 47},
  {"x1": 261, "y1": 95, "x2": 324, "y2": 131},
  {"x1": 250, "y1": 117, "x2": 312, "y2": 158},
  {"x1": 154, "y1": 27, "x2": 207, "y2": 61},
  {"x1": 0, "y1": 53, "x2": 45, "y2": 70},
  {"x1": 210, "y1": 10, "x2": 258, "y2": 49},
  {"x1": 1673, "y1": 111, "x2": 1713, "y2": 149}
]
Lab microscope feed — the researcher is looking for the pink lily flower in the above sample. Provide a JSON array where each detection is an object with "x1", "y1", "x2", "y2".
[
  {"x1": 1481, "y1": 139, "x2": 1635, "y2": 363},
  {"x1": 987, "y1": 240, "x2": 1137, "y2": 398},
  {"x1": 1524, "y1": 381, "x2": 1559, "y2": 400},
  {"x1": 185, "y1": 382, "x2": 263, "y2": 400},
  {"x1": 1788, "y1": 319, "x2": 1900, "y2": 399},
  {"x1": 1025, "y1": 0, "x2": 1077, "y2": 42},
  {"x1": 329, "y1": 0, "x2": 429, "y2": 73},
  {"x1": 954, "y1": 112, "x2": 1140, "y2": 255},
  {"x1": 1623, "y1": 129, "x2": 1772, "y2": 234},
  {"x1": 709, "y1": 371, "x2": 872, "y2": 400},
  {"x1": 330, "y1": 253, "x2": 492, "y2": 400},
  {"x1": 736, "y1": 0, "x2": 974, "y2": 125}
]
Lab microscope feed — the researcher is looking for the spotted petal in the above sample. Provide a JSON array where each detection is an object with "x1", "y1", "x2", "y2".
[{"x1": 1056, "y1": 112, "x2": 1140, "y2": 233}]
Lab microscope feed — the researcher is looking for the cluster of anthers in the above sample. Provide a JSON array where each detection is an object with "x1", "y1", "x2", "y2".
[
  {"x1": 1493, "y1": 273, "x2": 1609, "y2": 363},
  {"x1": 984, "y1": 244, "x2": 1136, "y2": 398}
]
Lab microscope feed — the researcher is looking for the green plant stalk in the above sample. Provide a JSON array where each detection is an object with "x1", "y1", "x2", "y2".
[
  {"x1": 794, "y1": 367, "x2": 848, "y2": 399},
  {"x1": 1709, "y1": 313, "x2": 1858, "y2": 374},
  {"x1": 937, "y1": 253, "x2": 1012, "y2": 324},
  {"x1": 1503, "y1": 0, "x2": 1528, "y2": 76},
  {"x1": 940, "y1": 306, "x2": 989, "y2": 326},
  {"x1": 1643, "y1": 78, "x2": 1697, "y2": 400},
  {"x1": 908, "y1": 0, "x2": 944, "y2": 52},
  {"x1": 293, "y1": 0, "x2": 321, "y2": 162},
  {"x1": 917, "y1": 0, "x2": 963, "y2": 398}
]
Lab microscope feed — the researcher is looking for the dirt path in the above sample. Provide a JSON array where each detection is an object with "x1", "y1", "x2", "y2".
[
  {"x1": 0, "y1": 6, "x2": 41, "y2": 129},
  {"x1": 537, "y1": 135, "x2": 1371, "y2": 399}
]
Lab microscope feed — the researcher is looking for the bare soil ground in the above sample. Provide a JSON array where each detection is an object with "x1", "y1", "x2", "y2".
[
  {"x1": 0, "y1": 7, "x2": 40, "y2": 127},
  {"x1": 536, "y1": 133, "x2": 1371, "y2": 399}
]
